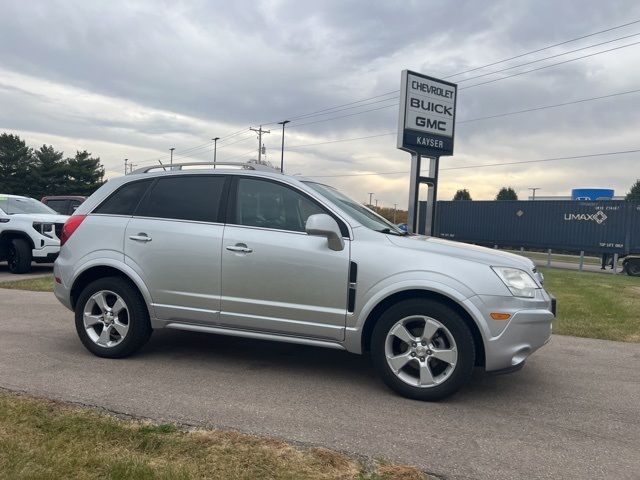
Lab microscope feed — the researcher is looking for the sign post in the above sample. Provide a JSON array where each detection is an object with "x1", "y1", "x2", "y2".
[{"x1": 397, "y1": 70, "x2": 457, "y2": 235}]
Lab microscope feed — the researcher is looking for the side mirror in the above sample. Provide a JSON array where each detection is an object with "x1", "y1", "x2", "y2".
[{"x1": 305, "y1": 214, "x2": 345, "y2": 251}]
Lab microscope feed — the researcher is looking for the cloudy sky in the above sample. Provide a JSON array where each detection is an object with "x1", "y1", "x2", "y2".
[{"x1": 1, "y1": 0, "x2": 639, "y2": 206}]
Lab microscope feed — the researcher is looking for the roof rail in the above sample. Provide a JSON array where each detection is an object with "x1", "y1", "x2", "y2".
[{"x1": 131, "y1": 161, "x2": 281, "y2": 175}]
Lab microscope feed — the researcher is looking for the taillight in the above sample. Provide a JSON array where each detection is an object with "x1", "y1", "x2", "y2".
[{"x1": 60, "y1": 215, "x2": 87, "y2": 246}]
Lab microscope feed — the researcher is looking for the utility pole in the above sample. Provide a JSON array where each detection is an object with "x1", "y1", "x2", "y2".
[
  {"x1": 124, "y1": 158, "x2": 128, "y2": 175},
  {"x1": 368, "y1": 192, "x2": 374, "y2": 207},
  {"x1": 169, "y1": 147, "x2": 175, "y2": 165},
  {"x1": 250, "y1": 125, "x2": 270, "y2": 163},
  {"x1": 375, "y1": 199, "x2": 379, "y2": 210},
  {"x1": 394, "y1": 203, "x2": 398, "y2": 223},
  {"x1": 212, "y1": 137, "x2": 220, "y2": 168},
  {"x1": 528, "y1": 187, "x2": 541, "y2": 200},
  {"x1": 128, "y1": 162, "x2": 136, "y2": 174},
  {"x1": 277, "y1": 120, "x2": 290, "y2": 173}
]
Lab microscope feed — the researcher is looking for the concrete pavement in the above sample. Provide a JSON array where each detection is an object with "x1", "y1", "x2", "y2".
[{"x1": 0, "y1": 289, "x2": 638, "y2": 480}]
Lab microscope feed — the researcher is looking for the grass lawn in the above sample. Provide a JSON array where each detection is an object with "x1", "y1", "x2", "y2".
[
  {"x1": 0, "y1": 275, "x2": 53, "y2": 292},
  {"x1": 0, "y1": 392, "x2": 426, "y2": 480},
  {"x1": 540, "y1": 268, "x2": 640, "y2": 342}
]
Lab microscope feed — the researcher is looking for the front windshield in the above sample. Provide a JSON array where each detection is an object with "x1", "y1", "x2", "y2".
[
  {"x1": 304, "y1": 182, "x2": 405, "y2": 235},
  {"x1": 0, "y1": 196, "x2": 57, "y2": 215}
]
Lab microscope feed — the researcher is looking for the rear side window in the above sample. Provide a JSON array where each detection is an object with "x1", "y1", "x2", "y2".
[
  {"x1": 137, "y1": 175, "x2": 226, "y2": 223},
  {"x1": 94, "y1": 180, "x2": 153, "y2": 216},
  {"x1": 44, "y1": 199, "x2": 68, "y2": 214}
]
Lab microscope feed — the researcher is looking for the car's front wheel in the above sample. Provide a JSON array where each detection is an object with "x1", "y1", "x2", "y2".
[
  {"x1": 371, "y1": 299, "x2": 475, "y2": 401},
  {"x1": 74, "y1": 276, "x2": 152, "y2": 358},
  {"x1": 7, "y1": 238, "x2": 32, "y2": 274}
]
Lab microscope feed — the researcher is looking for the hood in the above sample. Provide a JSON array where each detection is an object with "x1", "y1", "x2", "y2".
[
  {"x1": 11, "y1": 213, "x2": 69, "y2": 223},
  {"x1": 387, "y1": 235, "x2": 535, "y2": 270}
]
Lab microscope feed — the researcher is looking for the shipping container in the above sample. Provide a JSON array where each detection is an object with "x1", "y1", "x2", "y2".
[{"x1": 420, "y1": 200, "x2": 640, "y2": 256}]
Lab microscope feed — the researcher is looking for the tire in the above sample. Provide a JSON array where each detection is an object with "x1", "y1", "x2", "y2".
[
  {"x1": 371, "y1": 299, "x2": 475, "y2": 401},
  {"x1": 7, "y1": 238, "x2": 32, "y2": 274},
  {"x1": 74, "y1": 276, "x2": 152, "y2": 358},
  {"x1": 625, "y1": 259, "x2": 640, "y2": 277}
]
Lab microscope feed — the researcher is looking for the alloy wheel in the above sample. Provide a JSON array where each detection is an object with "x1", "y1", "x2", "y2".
[
  {"x1": 82, "y1": 290, "x2": 130, "y2": 348},
  {"x1": 384, "y1": 315, "x2": 458, "y2": 388}
]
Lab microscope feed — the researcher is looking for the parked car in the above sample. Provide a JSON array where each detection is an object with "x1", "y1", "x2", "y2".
[
  {"x1": 41, "y1": 196, "x2": 86, "y2": 216},
  {"x1": 0, "y1": 194, "x2": 68, "y2": 273},
  {"x1": 53, "y1": 162, "x2": 555, "y2": 400}
]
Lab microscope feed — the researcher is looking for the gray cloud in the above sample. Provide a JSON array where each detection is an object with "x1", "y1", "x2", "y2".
[{"x1": 1, "y1": 0, "x2": 639, "y2": 203}]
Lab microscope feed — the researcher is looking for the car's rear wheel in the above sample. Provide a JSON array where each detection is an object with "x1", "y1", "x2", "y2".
[
  {"x1": 7, "y1": 238, "x2": 32, "y2": 274},
  {"x1": 371, "y1": 299, "x2": 475, "y2": 401},
  {"x1": 75, "y1": 276, "x2": 152, "y2": 358}
]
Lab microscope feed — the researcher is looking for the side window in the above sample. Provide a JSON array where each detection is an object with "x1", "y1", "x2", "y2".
[
  {"x1": 235, "y1": 178, "x2": 325, "y2": 232},
  {"x1": 43, "y1": 199, "x2": 68, "y2": 214},
  {"x1": 70, "y1": 200, "x2": 82, "y2": 213},
  {"x1": 137, "y1": 175, "x2": 226, "y2": 223},
  {"x1": 94, "y1": 180, "x2": 153, "y2": 216}
]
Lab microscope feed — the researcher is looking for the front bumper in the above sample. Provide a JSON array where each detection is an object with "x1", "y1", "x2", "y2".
[
  {"x1": 32, "y1": 244, "x2": 60, "y2": 259},
  {"x1": 484, "y1": 308, "x2": 553, "y2": 371},
  {"x1": 466, "y1": 291, "x2": 554, "y2": 372}
]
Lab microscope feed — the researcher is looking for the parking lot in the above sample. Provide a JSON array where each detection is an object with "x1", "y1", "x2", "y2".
[
  {"x1": 1, "y1": 288, "x2": 638, "y2": 480},
  {"x1": 0, "y1": 263, "x2": 53, "y2": 283}
]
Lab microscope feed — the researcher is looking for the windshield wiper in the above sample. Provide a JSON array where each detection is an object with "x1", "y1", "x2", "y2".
[{"x1": 376, "y1": 228, "x2": 406, "y2": 236}]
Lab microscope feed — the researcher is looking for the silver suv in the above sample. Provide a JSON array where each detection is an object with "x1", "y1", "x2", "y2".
[{"x1": 54, "y1": 162, "x2": 555, "y2": 400}]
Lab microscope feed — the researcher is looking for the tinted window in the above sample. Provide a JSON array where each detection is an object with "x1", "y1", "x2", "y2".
[
  {"x1": 94, "y1": 180, "x2": 153, "y2": 216},
  {"x1": 44, "y1": 199, "x2": 68, "y2": 214},
  {"x1": 235, "y1": 178, "x2": 325, "y2": 232},
  {"x1": 70, "y1": 200, "x2": 82, "y2": 212},
  {"x1": 137, "y1": 175, "x2": 226, "y2": 223}
]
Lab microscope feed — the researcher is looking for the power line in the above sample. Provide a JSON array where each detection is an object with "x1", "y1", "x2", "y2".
[
  {"x1": 128, "y1": 19, "x2": 640, "y2": 170},
  {"x1": 458, "y1": 88, "x2": 640, "y2": 124},
  {"x1": 459, "y1": 40, "x2": 640, "y2": 91},
  {"x1": 304, "y1": 148, "x2": 640, "y2": 178},
  {"x1": 444, "y1": 18, "x2": 640, "y2": 79},
  {"x1": 456, "y1": 31, "x2": 640, "y2": 84},
  {"x1": 262, "y1": 18, "x2": 640, "y2": 125}
]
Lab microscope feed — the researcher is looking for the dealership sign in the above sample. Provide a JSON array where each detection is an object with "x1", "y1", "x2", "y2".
[{"x1": 397, "y1": 70, "x2": 457, "y2": 157}]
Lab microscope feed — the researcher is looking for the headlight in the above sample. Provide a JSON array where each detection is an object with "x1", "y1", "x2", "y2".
[
  {"x1": 33, "y1": 222, "x2": 54, "y2": 238},
  {"x1": 491, "y1": 267, "x2": 539, "y2": 298}
]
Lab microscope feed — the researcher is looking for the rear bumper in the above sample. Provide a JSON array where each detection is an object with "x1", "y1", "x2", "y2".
[{"x1": 53, "y1": 262, "x2": 73, "y2": 310}]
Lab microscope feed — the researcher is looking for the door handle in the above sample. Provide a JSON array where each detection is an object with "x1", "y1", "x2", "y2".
[
  {"x1": 226, "y1": 243, "x2": 253, "y2": 253},
  {"x1": 129, "y1": 233, "x2": 152, "y2": 242}
]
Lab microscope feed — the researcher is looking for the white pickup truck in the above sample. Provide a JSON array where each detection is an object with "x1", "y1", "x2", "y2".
[{"x1": 0, "y1": 194, "x2": 68, "y2": 273}]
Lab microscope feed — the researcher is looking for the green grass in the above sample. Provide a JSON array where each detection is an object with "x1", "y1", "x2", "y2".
[
  {"x1": 540, "y1": 268, "x2": 640, "y2": 342},
  {"x1": 0, "y1": 392, "x2": 427, "y2": 480},
  {"x1": 505, "y1": 249, "x2": 600, "y2": 265},
  {"x1": 0, "y1": 275, "x2": 53, "y2": 292}
]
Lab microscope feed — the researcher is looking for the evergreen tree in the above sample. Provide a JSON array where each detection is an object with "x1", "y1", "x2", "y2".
[
  {"x1": 32, "y1": 144, "x2": 66, "y2": 198},
  {"x1": 453, "y1": 189, "x2": 472, "y2": 201},
  {"x1": 0, "y1": 133, "x2": 36, "y2": 195},
  {"x1": 626, "y1": 179, "x2": 640, "y2": 202},
  {"x1": 496, "y1": 187, "x2": 518, "y2": 200},
  {"x1": 64, "y1": 150, "x2": 105, "y2": 196}
]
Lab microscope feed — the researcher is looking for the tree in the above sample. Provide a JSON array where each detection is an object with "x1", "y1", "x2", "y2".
[
  {"x1": 626, "y1": 179, "x2": 640, "y2": 202},
  {"x1": 64, "y1": 150, "x2": 105, "y2": 196},
  {"x1": 32, "y1": 144, "x2": 66, "y2": 199},
  {"x1": 453, "y1": 189, "x2": 472, "y2": 201},
  {"x1": 0, "y1": 133, "x2": 36, "y2": 195},
  {"x1": 496, "y1": 187, "x2": 518, "y2": 200}
]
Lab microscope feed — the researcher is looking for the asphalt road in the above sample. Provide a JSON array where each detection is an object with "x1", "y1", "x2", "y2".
[
  {"x1": 0, "y1": 263, "x2": 53, "y2": 282},
  {"x1": 1, "y1": 289, "x2": 638, "y2": 480}
]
